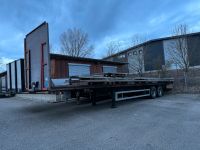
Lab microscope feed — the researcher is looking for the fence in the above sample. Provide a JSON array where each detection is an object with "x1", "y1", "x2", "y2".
[{"x1": 130, "y1": 68, "x2": 200, "y2": 93}]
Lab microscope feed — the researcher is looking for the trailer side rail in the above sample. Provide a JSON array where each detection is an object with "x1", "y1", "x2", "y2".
[{"x1": 115, "y1": 89, "x2": 150, "y2": 101}]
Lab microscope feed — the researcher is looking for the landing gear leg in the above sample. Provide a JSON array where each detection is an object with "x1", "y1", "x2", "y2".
[
  {"x1": 76, "y1": 91, "x2": 80, "y2": 105},
  {"x1": 91, "y1": 91, "x2": 96, "y2": 106}
]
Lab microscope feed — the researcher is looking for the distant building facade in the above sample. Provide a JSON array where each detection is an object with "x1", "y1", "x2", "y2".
[{"x1": 103, "y1": 32, "x2": 200, "y2": 74}]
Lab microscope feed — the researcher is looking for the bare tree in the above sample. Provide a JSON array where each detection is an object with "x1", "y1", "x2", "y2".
[
  {"x1": 163, "y1": 60, "x2": 173, "y2": 73},
  {"x1": 130, "y1": 34, "x2": 148, "y2": 47},
  {"x1": 105, "y1": 41, "x2": 121, "y2": 57},
  {"x1": 128, "y1": 35, "x2": 147, "y2": 77},
  {"x1": 104, "y1": 34, "x2": 148, "y2": 58},
  {"x1": 0, "y1": 58, "x2": 3, "y2": 72},
  {"x1": 167, "y1": 24, "x2": 190, "y2": 89},
  {"x1": 50, "y1": 44, "x2": 60, "y2": 54},
  {"x1": 129, "y1": 49, "x2": 144, "y2": 77},
  {"x1": 156, "y1": 56, "x2": 173, "y2": 78},
  {"x1": 60, "y1": 28, "x2": 93, "y2": 57}
]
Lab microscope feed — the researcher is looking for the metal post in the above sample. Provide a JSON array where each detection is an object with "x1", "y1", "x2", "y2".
[
  {"x1": 40, "y1": 42, "x2": 46, "y2": 90},
  {"x1": 91, "y1": 90, "x2": 96, "y2": 106},
  {"x1": 76, "y1": 91, "x2": 80, "y2": 105}
]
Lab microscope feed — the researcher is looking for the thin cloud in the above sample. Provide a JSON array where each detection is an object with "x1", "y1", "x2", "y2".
[
  {"x1": 0, "y1": 57, "x2": 14, "y2": 71},
  {"x1": 0, "y1": 0, "x2": 200, "y2": 63},
  {"x1": 149, "y1": 14, "x2": 170, "y2": 26}
]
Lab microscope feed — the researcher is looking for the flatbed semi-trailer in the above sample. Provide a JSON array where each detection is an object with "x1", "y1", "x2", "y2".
[{"x1": 50, "y1": 76, "x2": 174, "y2": 107}]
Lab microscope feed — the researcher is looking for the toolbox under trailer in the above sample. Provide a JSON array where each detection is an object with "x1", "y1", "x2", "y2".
[{"x1": 51, "y1": 76, "x2": 174, "y2": 108}]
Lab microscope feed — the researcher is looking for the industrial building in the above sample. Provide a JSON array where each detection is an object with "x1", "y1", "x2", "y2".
[
  {"x1": 103, "y1": 32, "x2": 200, "y2": 74},
  {"x1": 24, "y1": 22, "x2": 125, "y2": 91},
  {"x1": 50, "y1": 54, "x2": 125, "y2": 78},
  {"x1": 6, "y1": 59, "x2": 25, "y2": 93}
]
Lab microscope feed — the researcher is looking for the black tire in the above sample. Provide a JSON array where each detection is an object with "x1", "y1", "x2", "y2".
[
  {"x1": 157, "y1": 86, "x2": 163, "y2": 97},
  {"x1": 150, "y1": 86, "x2": 157, "y2": 99}
]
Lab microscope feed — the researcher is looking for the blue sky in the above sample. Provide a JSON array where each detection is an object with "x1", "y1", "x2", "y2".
[{"x1": 0, "y1": 0, "x2": 200, "y2": 66}]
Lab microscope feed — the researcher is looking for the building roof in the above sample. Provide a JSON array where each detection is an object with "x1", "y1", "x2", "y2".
[
  {"x1": 6, "y1": 58, "x2": 24, "y2": 65},
  {"x1": 0, "y1": 71, "x2": 6, "y2": 77},
  {"x1": 103, "y1": 32, "x2": 200, "y2": 60},
  {"x1": 50, "y1": 53, "x2": 126, "y2": 65}
]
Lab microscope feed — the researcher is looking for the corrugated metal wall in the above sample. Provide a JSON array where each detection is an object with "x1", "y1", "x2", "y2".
[
  {"x1": 0, "y1": 73, "x2": 7, "y2": 93},
  {"x1": 6, "y1": 59, "x2": 24, "y2": 93},
  {"x1": 16, "y1": 59, "x2": 25, "y2": 92},
  {"x1": 187, "y1": 34, "x2": 200, "y2": 67},
  {"x1": 143, "y1": 41, "x2": 165, "y2": 71},
  {"x1": 6, "y1": 64, "x2": 11, "y2": 90},
  {"x1": 11, "y1": 62, "x2": 16, "y2": 90}
]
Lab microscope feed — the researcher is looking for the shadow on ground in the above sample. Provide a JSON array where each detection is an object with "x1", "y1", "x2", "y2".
[{"x1": 18, "y1": 97, "x2": 151, "y2": 119}]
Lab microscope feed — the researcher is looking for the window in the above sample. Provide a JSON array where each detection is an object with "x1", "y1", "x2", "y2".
[
  {"x1": 139, "y1": 50, "x2": 143, "y2": 54},
  {"x1": 118, "y1": 54, "x2": 125, "y2": 58},
  {"x1": 128, "y1": 52, "x2": 132, "y2": 56},
  {"x1": 133, "y1": 51, "x2": 137, "y2": 55}
]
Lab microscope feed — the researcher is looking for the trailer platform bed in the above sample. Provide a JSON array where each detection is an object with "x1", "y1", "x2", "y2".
[
  {"x1": 51, "y1": 76, "x2": 174, "y2": 90},
  {"x1": 50, "y1": 76, "x2": 174, "y2": 107}
]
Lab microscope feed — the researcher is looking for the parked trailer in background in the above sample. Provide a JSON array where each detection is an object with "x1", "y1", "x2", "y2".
[
  {"x1": 0, "y1": 71, "x2": 7, "y2": 96},
  {"x1": 16, "y1": 59, "x2": 25, "y2": 93},
  {"x1": 6, "y1": 59, "x2": 25, "y2": 94}
]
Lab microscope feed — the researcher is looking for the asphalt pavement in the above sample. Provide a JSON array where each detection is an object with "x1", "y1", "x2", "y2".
[{"x1": 1, "y1": 94, "x2": 200, "y2": 150}]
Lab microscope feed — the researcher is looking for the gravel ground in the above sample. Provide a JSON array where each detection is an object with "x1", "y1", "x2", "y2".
[{"x1": 1, "y1": 94, "x2": 200, "y2": 150}]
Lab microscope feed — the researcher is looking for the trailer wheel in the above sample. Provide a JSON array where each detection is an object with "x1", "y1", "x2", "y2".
[
  {"x1": 157, "y1": 86, "x2": 163, "y2": 97},
  {"x1": 150, "y1": 86, "x2": 157, "y2": 99}
]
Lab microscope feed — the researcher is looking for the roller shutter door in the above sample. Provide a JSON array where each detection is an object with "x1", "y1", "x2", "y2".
[
  {"x1": 69, "y1": 63, "x2": 90, "y2": 77},
  {"x1": 103, "y1": 66, "x2": 117, "y2": 73}
]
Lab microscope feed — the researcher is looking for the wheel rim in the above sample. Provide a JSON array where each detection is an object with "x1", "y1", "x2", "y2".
[
  {"x1": 157, "y1": 87, "x2": 163, "y2": 97},
  {"x1": 151, "y1": 87, "x2": 156, "y2": 98},
  {"x1": 151, "y1": 90, "x2": 156, "y2": 97}
]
